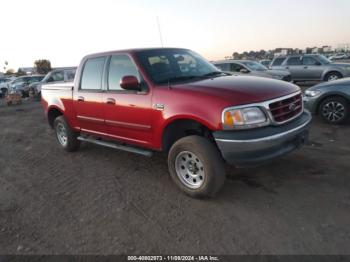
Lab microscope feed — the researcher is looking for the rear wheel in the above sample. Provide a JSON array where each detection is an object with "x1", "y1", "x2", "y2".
[
  {"x1": 54, "y1": 116, "x2": 80, "y2": 152},
  {"x1": 318, "y1": 96, "x2": 349, "y2": 124},
  {"x1": 325, "y1": 72, "x2": 342, "y2": 82},
  {"x1": 168, "y1": 136, "x2": 226, "y2": 198}
]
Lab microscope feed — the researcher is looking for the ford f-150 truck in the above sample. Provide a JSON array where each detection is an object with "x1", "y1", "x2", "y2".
[{"x1": 41, "y1": 48, "x2": 312, "y2": 198}]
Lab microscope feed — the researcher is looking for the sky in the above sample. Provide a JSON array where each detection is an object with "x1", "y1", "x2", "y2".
[{"x1": 0, "y1": 0, "x2": 349, "y2": 71}]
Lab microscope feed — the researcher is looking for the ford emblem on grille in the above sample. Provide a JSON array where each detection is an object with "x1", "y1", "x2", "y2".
[{"x1": 289, "y1": 103, "x2": 297, "y2": 111}]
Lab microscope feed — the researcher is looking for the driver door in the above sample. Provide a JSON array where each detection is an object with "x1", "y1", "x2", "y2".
[{"x1": 103, "y1": 54, "x2": 153, "y2": 147}]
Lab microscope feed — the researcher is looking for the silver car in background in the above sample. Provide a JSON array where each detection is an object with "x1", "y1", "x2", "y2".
[
  {"x1": 303, "y1": 78, "x2": 350, "y2": 124},
  {"x1": 214, "y1": 60, "x2": 292, "y2": 82},
  {"x1": 271, "y1": 54, "x2": 350, "y2": 82}
]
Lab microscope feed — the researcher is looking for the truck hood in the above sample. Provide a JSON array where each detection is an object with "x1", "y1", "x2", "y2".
[{"x1": 174, "y1": 75, "x2": 300, "y2": 105}]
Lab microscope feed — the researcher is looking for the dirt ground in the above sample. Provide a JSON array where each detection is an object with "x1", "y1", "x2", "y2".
[{"x1": 0, "y1": 98, "x2": 349, "y2": 255}]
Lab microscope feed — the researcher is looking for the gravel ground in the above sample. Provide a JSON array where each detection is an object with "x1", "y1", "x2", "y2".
[{"x1": 0, "y1": 98, "x2": 349, "y2": 255}]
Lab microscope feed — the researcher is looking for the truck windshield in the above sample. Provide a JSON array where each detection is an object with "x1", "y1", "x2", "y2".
[{"x1": 135, "y1": 49, "x2": 223, "y2": 84}]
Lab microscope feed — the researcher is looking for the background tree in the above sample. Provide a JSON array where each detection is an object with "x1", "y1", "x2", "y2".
[
  {"x1": 34, "y1": 59, "x2": 51, "y2": 74},
  {"x1": 232, "y1": 52, "x2": 240, "y2": 59},
  {"x1": 5, "y1": 69, "x2": 15, "y2": 75}
]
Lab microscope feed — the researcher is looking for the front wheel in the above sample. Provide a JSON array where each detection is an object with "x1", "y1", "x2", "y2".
[
  {"x1": 319, "y1": 96, "x2": 349, "y2": 125},
  {"x1": 54, "y1": 116, "x2": 80, "y2": 152},
  {"x1": 168, "y1": 136, "x2": 226, "y2": 198}
]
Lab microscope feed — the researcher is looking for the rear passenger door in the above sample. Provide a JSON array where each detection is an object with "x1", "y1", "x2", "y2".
[
  {"x1": 301, "y1": 56, "x2": 323, "y2": 80},
  {"x1": 73, "y1": 56, "x2": 107, "y2": 134}
]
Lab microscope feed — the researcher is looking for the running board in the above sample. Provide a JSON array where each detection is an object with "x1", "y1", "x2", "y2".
[{"x1": 77, "y1": 136, "x2": 153, "y2": 157}]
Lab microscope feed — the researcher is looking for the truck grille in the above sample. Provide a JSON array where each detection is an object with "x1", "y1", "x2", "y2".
[{"x1": 269, "y1": 93, "x2": 302, "y2": 123}]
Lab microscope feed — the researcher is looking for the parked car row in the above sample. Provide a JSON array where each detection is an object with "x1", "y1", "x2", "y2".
[
  {"x1": 329, "y1": 53, "x2": 350, "y2": 61},
  {"x1": 0, "y1": 67, "x2": 77, "y2": 98},
  {"x1": 214, "y1": 60, "x2": 292, "y2": 82},
  {"x1": 214, "y1": 54, "x2": 350, "y2": 84},
  {"x1": 270, "y1": 54, "x2": 350, "y2": 82}
]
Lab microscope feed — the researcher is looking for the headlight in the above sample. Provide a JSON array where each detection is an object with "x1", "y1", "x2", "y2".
[
  {"x1": 304, "y1": 90, "x2": 321, "y2": 97},
  {"x1": 222, "y1": 107, "x2": 269, "y2": 129}
]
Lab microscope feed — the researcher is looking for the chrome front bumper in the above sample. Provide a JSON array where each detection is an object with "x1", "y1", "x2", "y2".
[{"x1": 214, "y1": 111, "x2": 312, "y2": 167}]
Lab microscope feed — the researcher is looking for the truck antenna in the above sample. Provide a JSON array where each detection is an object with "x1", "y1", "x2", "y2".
[{"x1": 156, "y1": 16, "x2": 164, "y2": 48}]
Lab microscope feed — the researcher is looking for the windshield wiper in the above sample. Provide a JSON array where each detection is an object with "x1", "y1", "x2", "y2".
[
  {"x1": 201, "y1": 71, "x2": 228, "y2": 78},
  {"x1": 158, "y1": 75, "x2": 201, "y2": 84}
]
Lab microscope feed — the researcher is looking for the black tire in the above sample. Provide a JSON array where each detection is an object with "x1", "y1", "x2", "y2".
[
  {"x1": 324, "y1": 72, "x2": 342, "y2": 82},
  {"x1": 53, "y1": 116, "x2": 80, "y2": 152},
  {"x1": 318, "y1": 96, "x2": 349, "y2": 125},
  {"x1": 168, "y1": 135, "x2": 226, "y2": 198}
]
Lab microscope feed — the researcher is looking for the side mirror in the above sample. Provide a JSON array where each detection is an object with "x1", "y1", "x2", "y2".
[
  {"x1": 120, "y1": 75, "x2": 141, "y2": 91},
  {"x1": 240, "y1": 68, "x2": 250, "y2": 74}
]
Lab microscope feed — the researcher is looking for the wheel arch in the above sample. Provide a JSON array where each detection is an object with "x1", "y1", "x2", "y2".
[
  {"x1": 47, "y1": 106, "x2": 64, "y2": 128},
  {"x1": 161, "y1": 117, "x2": 216, "y2": 153}
]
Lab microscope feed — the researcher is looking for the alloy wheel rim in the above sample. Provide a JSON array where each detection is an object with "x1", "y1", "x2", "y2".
[
  {"x1": 175, "y1": 151, "x2": 205, "y2": 189},
  {"x1": 328, "y1": 74, "x2": 339, "y2": 81},
  {"x1": 56, "y1": 123, "x2": 68, "y2": 146},
  {"x1": 322, "y1": 101, "x2": 345, "y2": 122}
]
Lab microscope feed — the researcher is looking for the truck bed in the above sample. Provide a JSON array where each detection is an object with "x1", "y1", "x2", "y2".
[{"x1": 41, "y1": 82, "x2": 76, "y2": 128}]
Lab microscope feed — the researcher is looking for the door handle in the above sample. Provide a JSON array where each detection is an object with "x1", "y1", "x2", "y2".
[
  {"x1": 106, "y1": 98, "x2": 116, "y2": 105},
  {"x1": 285, "y1": 67, "x2": 289, "y2": 69},
  {"x1": 304, "y1": 66, "x2": 308, "y2": 69},
  {"x1": 77, "y1": 96, "x2": 84, "y2": 102}
]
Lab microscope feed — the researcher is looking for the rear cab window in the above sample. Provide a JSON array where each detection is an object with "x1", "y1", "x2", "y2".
[{"x1": 80, "y1": 57, "x2": 106, "y2": 91}]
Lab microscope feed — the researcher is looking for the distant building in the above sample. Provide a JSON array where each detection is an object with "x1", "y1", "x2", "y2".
[
  {"x1": 322, "y1": 46, "x2": 332, "y2": 53},
  {"x1": 274, "y1": 48, "x2": 293, "y2": 57},
  {"x1": 336, "y1": 43, "x2": 350, "y2": 52},
  {"x1": 311, "y1": 47, "x2": 320, "y2": 54}
]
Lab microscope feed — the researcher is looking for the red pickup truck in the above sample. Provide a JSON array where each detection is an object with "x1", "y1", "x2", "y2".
[{"x1": 41, "y1": 48, "x2": 312, "y2": 197}]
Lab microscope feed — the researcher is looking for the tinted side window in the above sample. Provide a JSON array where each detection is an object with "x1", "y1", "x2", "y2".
[
  {"x1": 51, "y1": 71, "x2": 64, "y2": 82},
  {"x1": 81, "y1": 57, "x2": 106, "y2": 90},
  {"x1": 108, "y1": 55, "x2": 139, "y2": 91},
  {"x1": 272, "y1": 57, "x2": 286, "y2": 66},
  {"x1": 66, "y1": 69, "x2": 76, "y2": 81},
  {"x1": 215, "y1": 64, "x2": 230, "y2": 71},
  {"x1": 230, "y1": 63, "x2": 244, "y2": 72},
  {"x1": 303, "y1": 57, "x2": 318, "y2": 66},
  {"x1": 287, "y1": 57, "x2": 302, "y2": 66}
]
